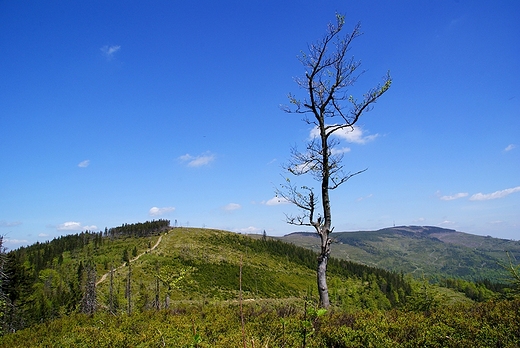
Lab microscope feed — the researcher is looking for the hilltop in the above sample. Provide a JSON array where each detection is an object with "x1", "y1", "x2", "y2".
[
  {"x1": 2, "y1": 224, "x2": 414, "y2": 331},
  {"x1": 2, "y1": 223, "x2": 520, "y2": 346},
  {"x1": 281, "y1": 225, "x2": 520, "y2": 282}
]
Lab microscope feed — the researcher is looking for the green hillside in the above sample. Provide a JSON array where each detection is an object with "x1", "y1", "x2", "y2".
[
  {"x1": 97, "y1": 228, "x2": 413, "y2": 306},
  {"x1": 2, "y1": 223, "x2": 520, "y2": 346},
  {"x1": 2, "y1": 224, "x2": 413, "y2": 331},
  {"x1": 281, "y1": 226, "x2": 520, "y2": 282}
]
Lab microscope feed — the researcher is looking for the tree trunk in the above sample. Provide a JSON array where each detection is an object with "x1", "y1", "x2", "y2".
[
  {"x1": 126, "y1": 263, "x2": 131, "y2": 315},
  {"x1": 317, "y1": 231, "x2": 331, "y2": 308},
  {"x1": 109, "y1": 265, "x2": 114, "y2": 313},
  {"x1": 318, "y1": 121, "x2": 332, "y2": 308},
  {"x1": 81, "y1": 264, "x2": 97, "y2": 315}
]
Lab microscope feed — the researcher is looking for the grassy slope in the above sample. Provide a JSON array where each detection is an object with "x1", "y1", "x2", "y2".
[
  {"x1": 95, "y1": 228, "x2": 314, "y2": 303},
  {"x1": 281, "y1": 226, "x2": 520, "y2": 282},
  {"x1": 6, "y1": 228, "x2": 505, "y2": 346},
  {"x1": 93, "y1": 228, "x2": 407, "y2": 311}
]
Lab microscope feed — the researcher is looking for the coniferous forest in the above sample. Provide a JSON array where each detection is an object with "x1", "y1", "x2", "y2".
[{"x1": 1, "y1": 222, "x2": 519, "y2": 347}]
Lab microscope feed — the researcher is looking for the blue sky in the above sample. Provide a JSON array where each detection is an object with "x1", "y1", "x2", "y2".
[{"x1": 1, "y1": 1, "x2": 519, "y2": 248}]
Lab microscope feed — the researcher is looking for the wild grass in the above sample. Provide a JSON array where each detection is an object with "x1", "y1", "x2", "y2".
[{"x1": 1, "y1": 298, "x2": 519, "y2": 347}]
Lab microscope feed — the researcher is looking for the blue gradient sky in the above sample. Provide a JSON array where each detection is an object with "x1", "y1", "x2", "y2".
[{"x1": 1, "y1": 1, "x2": 519, "y2": 247}]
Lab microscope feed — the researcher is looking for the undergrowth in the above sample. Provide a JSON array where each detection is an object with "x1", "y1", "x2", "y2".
[{"x1": 1, "y1": 298, "x2": 519, "y2": 347}]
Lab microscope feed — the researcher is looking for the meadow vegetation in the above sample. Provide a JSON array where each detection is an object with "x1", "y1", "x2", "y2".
[
  {"x1": 1, "y1": 298, "x2": 519, "y2": 347},
  {"x1": 1, "y1": 222, "x2": 519, "y2": 346}
]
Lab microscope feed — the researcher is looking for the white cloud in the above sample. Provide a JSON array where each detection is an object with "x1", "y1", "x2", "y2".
[
  {"x1": 505, "y1": 144, "x2": 516, "y2": 152},
  {"x1": 439, "y1": 192, "x2": 469, "y2": 201},
  {"x1": 55, "y1": 222, "x2": 97, "y2": 231},
  {"x1": 223, "y1": 203, "x2": 241, "y2": 211},
  {"x1": 331, "y1": 147, "x2": 351, "y2": 155},
  {"x1": 236, "y1": 226, "x2": 261, "y2": 234},
  {"x1": 38, "y1": 233, "x2": 49, "y2": 237},
  {"x1": 101, "y1": 45, "x2": 121, "y2": 59},
  {"x1": 4, "y1": 238, "x2": 28, "y2": 245},
  {"x1": 289, "y1": 162, "x2": 316, "y2": 174},
  {"x1": 470, "y1": 186, "x2": 520, "y2": 201},
  {"x1": 489, "y1": 220, "x2": 503, "y2": 225},
  {"x1": 356, "y1": 193, "x2": 373, "y2": 202},
  {"x1": 0, "y1": 220, "x2": 22, "y2": 227},
  {"x1": 439, "y1": 220, "x2": 456, "y2": 226},
  {"x1": 78, "y1": 160, "x2": 90, "y2": 168},
  {"x1": 149, "y1": 206, "x2": 176, "y2": 216},
  {"x1": 264, "y1": 196, "x2": 290, "y2": 206},
  {"x1": 57, "y1": 221, "x2": 83, "y2": 231},
  {"x1": 179, "y1": 152, "x2": 215, "y2": 167},
  {"x1": 310, "y1": 125, "x2": 378, "y2": 144}
]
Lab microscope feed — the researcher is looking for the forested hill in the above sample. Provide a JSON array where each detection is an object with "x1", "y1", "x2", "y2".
[
  {"x1": 5, "y1": 219, "x2": 170, "y2": 274},
  {"x1": 2, "y1": 225, "x2": 519, "y2": 346},
  {"x1": 281, "y1": 225, "x2": 520, "y2": 282},
  {"x1": 2, "y1": 224, "x2": 414, "y2": 333}
]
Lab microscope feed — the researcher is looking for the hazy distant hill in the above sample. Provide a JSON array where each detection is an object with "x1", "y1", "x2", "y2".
[{"x1": 281, "y1": 226, "x2": 520, "y2": 282}]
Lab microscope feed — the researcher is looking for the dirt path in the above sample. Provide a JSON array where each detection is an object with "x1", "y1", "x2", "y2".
[{"x1": 96, "y1": 233, "x2": 164, "y2": 286}]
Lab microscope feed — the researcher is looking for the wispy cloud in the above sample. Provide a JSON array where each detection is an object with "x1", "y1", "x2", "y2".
[
  {"x1": 263, "y1": 196, "x2": 290, "y2": 206},
  {"x1": 149, "y1": 206, "x2": 175, "y2": 216},
  {"x1": 356, "y1": 193, "x2": 373, "y2": 202},
  {"x1": 0, "y1": 220, "x2": 22, "y2": 227},
  {"x1": 505, "y1": 144, "x2": 516, "y2": 152},
  {"x1": 310, "y1": 125, "x2": 378, "y2": 144},
  {"x1": 78, "y1": 160, "x2": 90, "y2": 168},
  {"x1": 223, "y1": 203, "x2": 241, "y2": 211},
  {"x1": 235, "y1": 226, "x2": 261, "y2": 234},
  {"x1": 4, "y1": 238, "x2": 28, "y2": 245},
  {"x1": 331, "y1": 147, "x2": 351, "y2": 155},
  {"x1": 179, "y1": 152, "x2": 215, "y2": 167},
  {"x1": 56, "y1": 221, "x2": 97, "y2": 231},
  {"x1": 439, "y1": 220, "x2": 456, "y2": 226},
  {"x1": 489, "y1": 220, "x2": 503, "y2": 225},
  {"x1": 101, "y1": 45, "x2": 121, "y2": 60},
  {"x1": 57, "y1": 222, "x2": 82, "y2": 231},
  {"x1": 470, "y1": 186, "x2": 520, "y2": 201},
  {"x1": 439, "y1": 192, "x2": 469, "y2": 201}
]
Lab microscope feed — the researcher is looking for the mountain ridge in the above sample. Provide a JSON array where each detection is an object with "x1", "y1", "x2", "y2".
[{"x1": 281, "y1": 225, "x2": 520, "y2": 282}]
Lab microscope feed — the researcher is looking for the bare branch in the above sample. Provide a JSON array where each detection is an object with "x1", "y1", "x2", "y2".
[
  {"x1": 329, "y1": 168, "x2": 367, "y2": 190},
  {"x1": 276, "y1": 179, "x2": 318, "y2": 227}
]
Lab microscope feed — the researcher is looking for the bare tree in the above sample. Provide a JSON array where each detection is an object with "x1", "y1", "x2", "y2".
[
  {"x1": 108, "y1": 263, "x2": 115, "y2": 314},
  {"x1": 126, "y1": 263, "x2": 132, "y2": 314},
  {"x1": 278, "y1": 14, "x2": 391, "y2": 308},
  {"x1": 0, "y1": 236, "x2": 7, "y2": 334},
  {"x1": 80, "y1": 262, "x2": 97, "y2": 315}
]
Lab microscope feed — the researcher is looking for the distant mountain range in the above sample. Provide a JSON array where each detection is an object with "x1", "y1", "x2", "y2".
[{"x1": 280, "y1": 226, "x2": 520, "y2": 282}]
